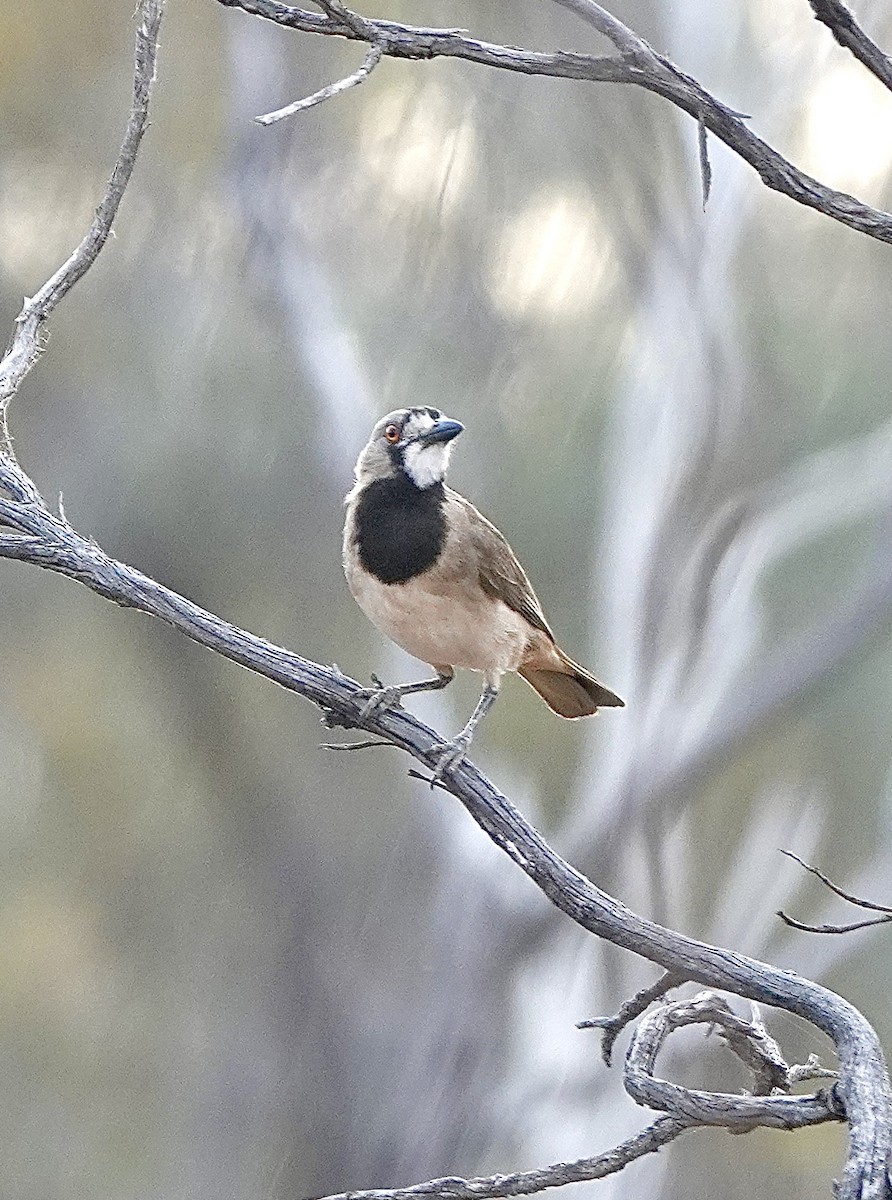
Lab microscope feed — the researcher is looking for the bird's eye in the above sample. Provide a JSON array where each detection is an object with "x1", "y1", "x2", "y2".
[{"x1": 384, "y1": 424, "x2": 401, "y2": 444}]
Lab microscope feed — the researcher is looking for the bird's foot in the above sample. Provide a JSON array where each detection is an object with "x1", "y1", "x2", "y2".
[
  {"x1": 428, "y1": 734, "x2": 471, "y2": 788},
  {"x1": 355, "y1": 673, "x2": 404, "y2": 722}
]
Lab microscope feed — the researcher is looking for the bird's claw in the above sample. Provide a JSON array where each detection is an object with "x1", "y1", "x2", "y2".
[
  {"x1": 356, "y1": 679, "x2": 404, "y2": 722},
  {"x1": 428, "y1": 735, "x2": 470, "y2": 788}
]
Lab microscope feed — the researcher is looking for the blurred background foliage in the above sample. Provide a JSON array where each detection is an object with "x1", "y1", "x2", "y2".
[{"x1": 2, "y1": 1, "x2": 892, "y2": 1197}]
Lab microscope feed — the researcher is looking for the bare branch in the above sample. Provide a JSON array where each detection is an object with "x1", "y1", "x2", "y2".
[
  {"x1": 625, "y1": 992, "x2": 844, "y2": 1131},
  {"x1": 0, "y1": 0, "x2": 164, "y2": 449},
  {"x1": 790, "y1": 1054, "x2": 841, "y2": 1085},
  {"x1": 255, "y1": 42, "x2": 383, "y2": 124},
  {"x1": 778, "y1": 911, "x2": 892, "y2": 935},
  {"x1": 577, "y1": 970, "x2": 686, "y2": 1066},
  {"x1": 305, "y1": 1116, "x2": 693, "y2": 1200},
  {"x1": 214, "y1": 0, "x2": 892, "y2": 245},
  {"x1": 809, "y1": 0, "x2": 892, "y2": 93},
  {"x1": 0, "y1": 450, "x2": 887, "y2": 1198},
  {"x1": 781, "y1": 850, "x2": 892, "y2": 914},
  {"x1": 778, "y1": 850, "x2": 892, "y2": 934}
]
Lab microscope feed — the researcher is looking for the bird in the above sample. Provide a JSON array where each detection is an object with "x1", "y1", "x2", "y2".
[{"x1": 342, "y1": 407, "x2": 624, "y2": 781}]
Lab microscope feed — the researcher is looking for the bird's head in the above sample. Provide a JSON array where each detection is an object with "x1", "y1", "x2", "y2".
[{"x1": 353, "y1": 407, "x2": 464, "y2": 490}]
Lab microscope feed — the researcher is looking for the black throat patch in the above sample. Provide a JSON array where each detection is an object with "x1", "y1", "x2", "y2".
[{"x1": 354, "y1": 476, "x2": 446, "y2": 585}]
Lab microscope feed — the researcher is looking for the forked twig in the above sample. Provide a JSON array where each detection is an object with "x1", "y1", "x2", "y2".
[
  {"x1": 778, "y1": 850, "x2": 892, "y2": 934},
  {"x1": 305, "y1": 992, "x2": 844, "y2": 1200},
  {"x1": 578, "y1": 970, "x2": 686, "y2": 1066}
]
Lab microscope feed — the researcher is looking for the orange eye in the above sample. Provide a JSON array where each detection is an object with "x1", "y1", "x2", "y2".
[{"x1": 384, "y1": 423, "x2": 401, "y2": 444}]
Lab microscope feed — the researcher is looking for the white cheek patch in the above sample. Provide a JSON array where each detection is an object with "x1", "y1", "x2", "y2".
[
  {"x1": 403, "y1": 441, "x2": 452, "y2": 489},
  {"x1": 402, "y1": 411, "x2": 435, "y2": 441}
]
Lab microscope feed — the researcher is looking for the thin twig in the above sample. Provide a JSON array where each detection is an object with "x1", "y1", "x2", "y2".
[
  {"x1": 777, "y1": 912, "x2": 892, "y2": 935},
  {"x1": 321, "y1": 737, "x2": 394, "y2": 750},
  {"x1": 697, "y1": 118, "x2": 712, "y2": 209},
  {"x1": 789, "y1": 1054, "x2": 839, "y2": 1084},
  {"x1": 781, "y1": 850, "x2": 892, "y2": 914},
  {"x1": 304, "y1": 1116, "x2": 694, "y2": 1200},
  {"x1": 406, "y1": 768, "x2": 450, "y2": 791},
  {"x1": 255, "y1": 42, "x2": 383, "y2": 124},
  {"x1": 0, "y1": 0, "x2": 164, "y2": 451},
  {"x1": 741, "y1": 1002, "x2": 794, "y2": 1095},
  {"x1": 778, "y1": 849, "x2": 892, "y2": 934}
]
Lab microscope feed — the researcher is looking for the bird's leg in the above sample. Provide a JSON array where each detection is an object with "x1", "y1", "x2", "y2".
[
  {"x1": 356, "y1": 667, "x2": 454, "y2": 722},
  {"x1": 429, "y1": 679, "x2": 500, "y2": 786}
]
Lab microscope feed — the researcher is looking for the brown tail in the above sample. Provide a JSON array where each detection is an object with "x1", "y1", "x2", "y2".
[{"x1": 519, "y1": 650, "x2": 624, "y2": 719}]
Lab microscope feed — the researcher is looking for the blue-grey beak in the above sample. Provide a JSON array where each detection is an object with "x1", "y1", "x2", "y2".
[{"x1": 418, "y1": 418, "x2": 464, "y2": 447}]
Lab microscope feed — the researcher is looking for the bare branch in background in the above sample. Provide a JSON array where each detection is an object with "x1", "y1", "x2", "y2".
[
  {"x1": 226, "y1": 18, "x2": 376, "y2": 474},
  {"x1": 533, "y1": 416, "x2": 892, "y2": 917},
  {"x1": 255, "y1": 42, "x2": 383, "y2": 124},
  {"x1": 214, "y1": 0, "x2": 892, "y2": 245},
  {"x1": 778, "y1": 850, "x2": 892, "y2": 935},
  {"x1": 0, "y1": 0, "x2": 164, "y2": 451},
  {"x1": 581, "y1": 559, "x2": 892, "y2": 866}
]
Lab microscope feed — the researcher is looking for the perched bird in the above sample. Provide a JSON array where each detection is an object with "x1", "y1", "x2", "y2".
[{"x1": 343, "y1": 407, "x2": 623, "y2": 780}]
